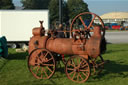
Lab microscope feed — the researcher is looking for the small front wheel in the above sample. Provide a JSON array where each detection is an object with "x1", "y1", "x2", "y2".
[{"x1": 28, "y1": 48, "x2": 56, "y2": 79}]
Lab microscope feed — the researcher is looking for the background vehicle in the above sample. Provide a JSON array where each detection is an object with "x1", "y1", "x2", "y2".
[{"x1": 0, "y1": 10, "x2": 49, "y2": 48}]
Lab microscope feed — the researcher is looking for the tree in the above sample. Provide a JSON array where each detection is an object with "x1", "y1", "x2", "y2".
[
  {"x1": 0, "y1": 0, "x2": 2, "y2": 7},
  {"x1": 48, "y1": 0, "x2": 68, "y2": 26},
  {"x1": 49, "y1": 0, "x2": 91, "y2": 26},
  {"x1": 21, "y1": 0, "x2": 91, "y2": 27},
  {"x1": 67, "y1": 0, "x2": 91, "y2": 20},
  {"x1": 62, "y1": 1, "x2": 69, "y2": 24},
  {"x1": 48, "y1": 0, "x2": 59, "y2": 25},
  {"x1": 21, "y1": 0, "x2": 50, "y2": 9},
  {"x1": 0, "y1": 0, "x2": 15, "y2": 9}
]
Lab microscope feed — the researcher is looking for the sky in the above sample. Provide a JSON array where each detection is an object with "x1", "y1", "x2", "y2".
[
  {"x1": 85, "y1": 0, "x2": 128, "y2": 15},
  {"x1": 13, "y1": 0, "x2": 22, "y2": 7},
  {"x1": 13, "y1": 0, "x2": 128, "y2": 16}
]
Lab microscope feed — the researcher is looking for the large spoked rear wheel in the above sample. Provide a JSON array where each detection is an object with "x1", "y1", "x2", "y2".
[
  {"x1": 70, "y1": 12, "x2": 105, "y2": 38},
  {"x1": 65, "y1": 56, "x2": 90, "y2": 83},
  {"x1": 28, "y1": 48, "x2": 56, "y2": 79}
]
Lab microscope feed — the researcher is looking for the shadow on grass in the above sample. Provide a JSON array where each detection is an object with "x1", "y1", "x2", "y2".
[
  {"x1": 7, "y1": 52, "x2": 28, "y2": 60},
  {"x1": 91, "y1": 60, "x2": 128, "y2": 81},
  {"x1": 104, "y1": 60, "x2": 128, "y2": 76},
  {"x1": 106, "y1": 49, "x2": 128, "y2": 54},
  {"x1": 0, "y1": 58, "x2": 8, "y2": 72},
  {"x1": 0, "y1": 52, "x2": 28, "y2": 72}
]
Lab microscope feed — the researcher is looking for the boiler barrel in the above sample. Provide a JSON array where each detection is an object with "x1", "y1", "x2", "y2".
[{"x1": 46, "y1": 38, "x2": 74, "y2": 55}]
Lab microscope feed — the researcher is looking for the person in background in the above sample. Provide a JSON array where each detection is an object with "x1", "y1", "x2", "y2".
[{"x1": 56, "y1": 24, "x2": 65, "y2": 38}]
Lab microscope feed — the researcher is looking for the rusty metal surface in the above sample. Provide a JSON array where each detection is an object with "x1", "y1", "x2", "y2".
[
  {"x1": 32, "y1": 21, "x2": 45, "y2": 36},
  {"x1": 46, "y1": 38, "x2": 87, "y2": 55},
  {"x1": 86, "y1": 36, "x2": 101, "y2": 58},
  {"x1": 28, "y1": 48, "x2": 56, "y2": 79},
  {"x1": 65, "y1": 56, "x2": 90, "y2": 83},
  {"x1": 46, "y1": 38, "x2": 73, "y2": 55},
  {"x1": 28, "y1": 12, "x2": 107, "y2": 83},
  {"x1": 86, "y1": 26, "x2": 101, "y2": 58},
  {"x1": 28, "y1": 36, "x2": 49, "y2": 54},
  {"x1": 28, "y1": 36, "x2": 40, "y2": 54}
]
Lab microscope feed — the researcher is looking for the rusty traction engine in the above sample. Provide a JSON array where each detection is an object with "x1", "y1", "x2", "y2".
[{"x1": 28, "y1": 12, "x2": 107, "y2": 83}]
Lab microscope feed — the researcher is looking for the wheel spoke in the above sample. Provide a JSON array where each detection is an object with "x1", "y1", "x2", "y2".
[
  {"x1": 82, "y1": 72, "x2": 88, "y2": 77},
  {"x1": 43, "y1": 64, "x2": 54, "y2": 66},
  {"x1": 87, "y1": 15, "x2": 96, "y2": 29},
  {"x1": 67, "y1": 68, "x2": 74, "y2": 71},
  {"x1": 68, "y1": 61, "x2": 75, "y2": 67},
  {"x1": 78, "y1": 58, "x2": 83, "y2": 67},
  {"x1": 40, "y1": 51, "x2": 44, "y2": 58},
  {"x1": 42, "y1": 67, "x2": 49, "y2": 78},
  {"x1": 79, "y1": 16, "x2": 87, "y2": 29},
  {"x1": 40, "y1": 68, "x2": 43, "y2": 78},
  {"x1": 32, "y1": 66, "x2": 38, "y2": 70},
  {"x1": 36, "y1": 51, "x2": 42, "y2": 56},
  {"x1": 47, "y1": 57, "x2": 53, "y2": 62},
  {"x1": 82, "y1": 63, "x2": 88, "y2": 68},
  {"x1": 35, "y1": 66, "x2": 40, "y2": 74},
  {"x1": 72, "y1": 72, "x2": 76, "y2": 80},
  {"x1": 35, "y1": 56, "x2": 42, "y2": 64},
  {"x1": 79, "y1": 73, "x2": 84, "y2": 81},
  {"x1": 28, "y1": 48, "x2": 55, "y2": 79},
  {"x1": 46, "y1": 66, "x2": 53, "y2": 73},
  {"x1": 44, "y1": 52, "x2": 49, "y2": 58},
  {"x1": 72, "y1": 59, "x2": 76, "y2": 67},
  {"x1": 81, "y1": 60, "x2": 88, "y2": 68},
  {"x1": 38, "y1": 57, "x2": 43, "y2": 63},
  {"x1": 77, "y1": 73, "x2": 80, "y2": 81},
  {"x1": 69, "y1": 71, "x2": 74, "y2": 75},
  {"x1": 80, "y1": 69, "x2": 89, "y2": 72},
  {"x1": 65, "y1": 56, "x2": 90, "y2": 83},
  {"x1": 77, "y1": 57, "x2": 80, "y2": 66}
]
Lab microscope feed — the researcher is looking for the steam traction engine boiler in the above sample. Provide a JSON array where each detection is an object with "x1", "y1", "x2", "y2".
[{"x1": 28, "y1": 12, "x2": 107, "y2": 83}]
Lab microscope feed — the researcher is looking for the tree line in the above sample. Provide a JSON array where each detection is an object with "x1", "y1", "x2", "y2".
[
  {"x1": 0, "y1": 0, "x2": 14, "y2": 9},
  {"x1": 0, "y1": 0, "x2": 90, "y2": 27}
]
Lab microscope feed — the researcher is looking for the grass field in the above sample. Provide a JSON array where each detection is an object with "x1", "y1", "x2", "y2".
[
  {"x1": 106, "y1": 30, "x2": 128, "y2": 32},
  {"x1": 0, "y1": 44, "x2": 128, "y2": 85}
]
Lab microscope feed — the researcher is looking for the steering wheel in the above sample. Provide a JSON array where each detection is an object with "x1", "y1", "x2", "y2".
[{"x1": 70, "y1": 12, "x2": 105, "y2": 38}]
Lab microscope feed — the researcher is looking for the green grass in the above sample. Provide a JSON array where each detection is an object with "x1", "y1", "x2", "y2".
[
  {"x1": 0, "y1": 44, "x2": 128, "y2": 85},
  {"x1": 106, "y1": 30, "x2": 128, "y2": 32}
]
